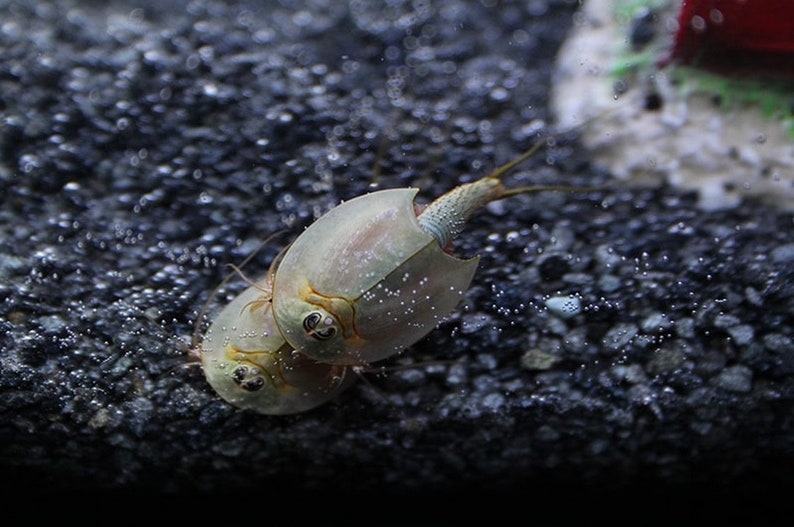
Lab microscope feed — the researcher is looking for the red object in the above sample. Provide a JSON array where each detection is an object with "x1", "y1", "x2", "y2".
[{"x1": 660, "y1": 0, "x2": 794, "y2": 79}]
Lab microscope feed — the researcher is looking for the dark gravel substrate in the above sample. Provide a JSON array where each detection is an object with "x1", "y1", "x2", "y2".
[{"x1": 1, "y1": 0, "x2": 792, "y2": 516}]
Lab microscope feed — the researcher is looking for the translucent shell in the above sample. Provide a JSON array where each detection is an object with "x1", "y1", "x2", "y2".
[
  {"x1": 271, "y1": 188, "x2": 479, "y2": 366},
  {"x1": 200, "y1": 275, "x2": 354, "y2": 415}
]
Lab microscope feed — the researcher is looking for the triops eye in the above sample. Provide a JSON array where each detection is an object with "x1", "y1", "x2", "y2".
[
  {"x1": 303, "y1": 312, "x2": 322, "y2": 332},
  {"x1": 303, "y1": 312, "x2": 336, "y2": 340},
  {"x1": 313, "y1": 325, "x2": 336, "y2": 340}
]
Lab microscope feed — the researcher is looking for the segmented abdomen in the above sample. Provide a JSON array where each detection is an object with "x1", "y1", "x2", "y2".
[{"x1": 417, "y1": 177, "x2": 503, "y2": 248}]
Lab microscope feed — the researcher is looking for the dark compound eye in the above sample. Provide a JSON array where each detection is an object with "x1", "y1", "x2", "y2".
[
  {"x1": 313, "y1": 325, "x2": 336, "y2": 340},
  {"x1": 303, "y1": 312, "x2": 336, "y2": 341},
  {"x1": 242, "y1": 377, "x2": 265, "y2": 392},
  {"x1": 303, "y1": 312, "x2": 322, "y2": 332},
  {"x1": 231, "y1": 366, "x2": 248, "y2": 383}
]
